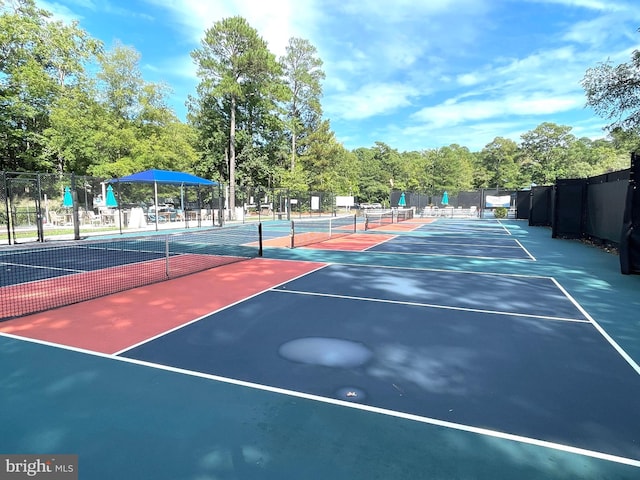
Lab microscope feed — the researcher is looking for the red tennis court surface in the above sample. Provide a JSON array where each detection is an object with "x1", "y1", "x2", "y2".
[
  {"x1": 302, "y1": 233, "x2": 392, "y2": 250},
  {"x1": 366, "y1": 217, "x2": 435, "y2": 232},
  {"x1": 0, "y1": 258, "x2": 323, "y2": 354},
  {"x1": 0, "y1": 254, "x2": 244, "y2": 319}
]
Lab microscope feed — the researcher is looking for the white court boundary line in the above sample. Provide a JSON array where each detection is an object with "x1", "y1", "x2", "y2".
[
  {"x1": 514, "y1": 238, "x2": 537, "y2": 261},
  {"x1": 1, "y1": 331, "x2": 638, "y2": 468},
  {"x1": 271, "y1": 289, "x2": 590, "y2": 324},
  {"x1": 496, "y1": 219, "x2": 513, "y2": 235},
  {"x1": 551, "y1": 278, "x2": 640, "y2": 376}
]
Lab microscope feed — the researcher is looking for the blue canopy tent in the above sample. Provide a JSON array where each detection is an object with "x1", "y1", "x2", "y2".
[{"x1": 108, "y1": 169, "x2": 218, "y2": 231}]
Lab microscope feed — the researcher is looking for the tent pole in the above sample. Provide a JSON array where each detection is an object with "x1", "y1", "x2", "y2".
[{"x1": 154, "y1": 181, "x2": 159, "y2": 231}]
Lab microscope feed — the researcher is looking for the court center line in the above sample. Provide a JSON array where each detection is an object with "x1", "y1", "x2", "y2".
[
  {"x1": 272, "y1": 289, "x2": 590, "y2": 324},
  {"x1": 2, "y1": 331, "x2": 637, "y2": 468}
]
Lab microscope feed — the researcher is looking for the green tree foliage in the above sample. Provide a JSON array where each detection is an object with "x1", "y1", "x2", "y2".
[
  {"x1": 373, "y1": 142, "x2": 403, "y2": 190},
  {"x1": 42, "y1": 86, "x2": 109, "y2": 174},
  {"x1": 1, "y1": 3, "x2": 637, "y2": 202},
  {"x1": 582, "y1": 29, "x2": 640, "y2": 135},
  {"x1": 0, "y1": 0, "x2": 100, "y2": 171},
  {"x1": 1, "y1": 2, "x2": 195, "y2": 179},
  {"x1": 430, "y1": 144, "x2": 474, "y2": 195},
  {"x1": 520, "y1": 122, "x2": 576, "y2": 184},
  {"x1": 480, "y1": 137, "x2": 521, "y2": 191},
  {"x1": 353, "y1": 147, "x2": 387, "y2": 203},
  {"x1": 298, "y1": 119, "x2": 356, "y2": 192},
  {"x1": 280, "y1": 37, "x2": 325, "y2": 171},
  {"x1": 87, "y1": 43, "x2": 196, "y2": 178},
  {"x1": 402, "y1": 151, "x2": 428, "y2": 192},
  {"x1": 191, "y1": 16, "x2": 283, "y2": 218}
]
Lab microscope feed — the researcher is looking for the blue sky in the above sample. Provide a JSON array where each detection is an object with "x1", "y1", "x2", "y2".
[{"x1": 39, "y1": 0, "x2": 640, "y2": 152}]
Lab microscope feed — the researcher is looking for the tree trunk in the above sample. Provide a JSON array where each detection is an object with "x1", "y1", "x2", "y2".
[
  {"x1": 229, "y1": 95, "x2": 236, "y2": 220},
  {"x1": 291, "y1": 132, "x2": 296, "y2": 171}
]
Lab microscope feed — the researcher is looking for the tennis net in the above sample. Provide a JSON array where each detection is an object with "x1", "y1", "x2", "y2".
[
  {"x1": 365, "y1": 208, "x2": 414, "y2": 230},
  {"x1": 0, "y1": 224, "x2": 262, "y2": 320},
  {"x1": 290, "y1": 214, "x2": 357, "y2": 247}
]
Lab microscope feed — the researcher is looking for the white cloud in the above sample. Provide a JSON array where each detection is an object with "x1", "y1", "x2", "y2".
[
  {"x1": 37, "y1": 1, "x2": 82, "y2": 22},
  {"x1": 39, "y1": 0, "x2": 154, "y2": 23},
  {"x1": 411, "y1": 94, "x2": 581, "y2": 128},
  {"x1": 326, "y1": 83, "x2": 419, "y2": 120},
  {"x1": 336, "y1": 0, "x2": 487, "y2": 21},
  {"x1": 525, "y1": 0, "x2": 627, "y2": 12},
  {"x1": 142, "y1": 0, "x2": 321, "y2": 55},
  {"x1": 147, "y1": 54, "x2": 198, "y2": 81},
  {"x1": 456, "y1": 73, "x2": 483, "y2": 87}
]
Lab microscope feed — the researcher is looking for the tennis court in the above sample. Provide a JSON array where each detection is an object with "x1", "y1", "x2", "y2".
[
  {"x1": 1, "y1": 216, "x2": 640, "y2": 479},
  {"x1": 366, "y1": 219, "x2": 533, "y2": 259}
]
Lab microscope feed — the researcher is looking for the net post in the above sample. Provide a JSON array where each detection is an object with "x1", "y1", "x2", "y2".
[
  {"x1": 165, "y1": 235, "x2": 170, "y2": 278},
  {"x1": 258, "y1": 222, "x2": 263, "y2": 257},
  {"x1": 353, "y1": 213, "x2": 356, "y2": 233},
  {"x1": 290, "y1": 220, "x2": 295, "y2": 248}
]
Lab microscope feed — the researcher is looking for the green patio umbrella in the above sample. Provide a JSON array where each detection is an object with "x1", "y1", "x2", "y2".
[
  {"x1": 442, "y1": 191, "x2": 449, "y2": 206},
  {"x1": 398, "y1": 192, "x2": 406, "y2": 207}
]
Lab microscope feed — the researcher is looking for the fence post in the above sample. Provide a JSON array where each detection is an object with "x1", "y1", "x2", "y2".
[
  {"x1": 3, "y1": 172, "x2": 12, "y2": 245},
  {"x1": 35, "y1": 173, "x2": 44, "y2": 242},
  {"x1": 71, "y1": 173, "x2": 81, "y2": 240}
]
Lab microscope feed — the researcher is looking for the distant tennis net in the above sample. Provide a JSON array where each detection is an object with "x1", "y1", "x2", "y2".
[
  {"x1": 290, "y1": 214, "x2": 357, "y2": 247},
  {"x1": 365, "y1": 208, "x2": 414, "y2": 230},
  {"x1": 0, "y1": 224, "x2": 262, "y2": 320}
]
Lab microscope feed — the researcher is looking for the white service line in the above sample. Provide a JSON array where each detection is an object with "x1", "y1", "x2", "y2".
[{"x1": 272, "y1": 288, "x2": 590, "y2": 324}]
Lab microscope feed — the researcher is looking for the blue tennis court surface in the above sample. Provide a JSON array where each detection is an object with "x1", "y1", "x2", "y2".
[
  {"x1": 366, "y1": 236, "x2": 533, "y2": 259},
  {"x1": 415, "y1": 219, "x2": 514, "y2": 234},
  {"x1": 119, "y1": 263, "x2": 639, "y2": 465},
  {"x1": 357, "y1": 218, "x2": 535, "y2": 259},
  {"x1": 0, "y1": 245, "x2": 166, "y2": 285}
]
